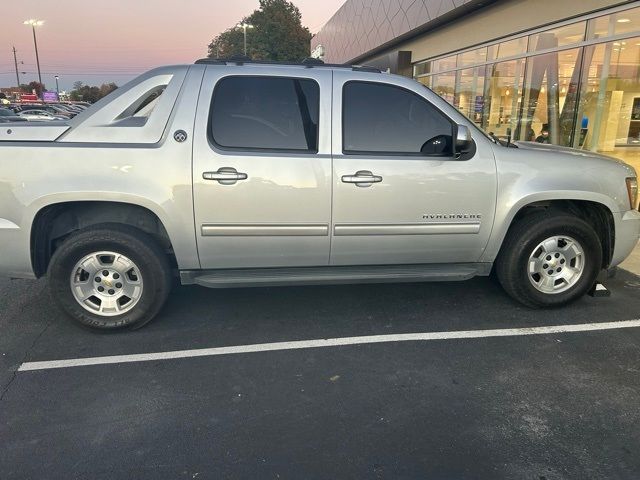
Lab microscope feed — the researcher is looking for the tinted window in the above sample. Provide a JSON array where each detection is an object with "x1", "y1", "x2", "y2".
[
  {"x1": 210, "y1": 76, "x2": 319, "y2": 152},
  {"x1": 343, "y1": 82, "x2": 453, "y2": 155}
]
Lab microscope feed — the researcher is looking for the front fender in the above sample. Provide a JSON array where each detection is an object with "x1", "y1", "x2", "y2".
[
  {"x1": 480, "y1": 191, "x2": 617, "y2": 263},
  {"x1": 480, "y1": 145, "x2": 632, "y2": 263}
]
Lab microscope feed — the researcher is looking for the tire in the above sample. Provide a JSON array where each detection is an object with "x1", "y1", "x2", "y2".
[
  {"x1": 496, "y1": 211, "x2": 602, "y2": 308},
  {"x1": 48, "y1": 223, "x2": 172, "y2": 330}
]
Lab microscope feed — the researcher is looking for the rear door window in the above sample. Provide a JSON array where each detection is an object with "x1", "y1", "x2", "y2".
[{"x1": 209, "y1": 76, "x2": 319, "y2": 152}]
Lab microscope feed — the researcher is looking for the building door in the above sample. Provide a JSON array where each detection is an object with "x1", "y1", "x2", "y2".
[{"x1": 330, "y1": 71, "x2": 497, "y2": 266}]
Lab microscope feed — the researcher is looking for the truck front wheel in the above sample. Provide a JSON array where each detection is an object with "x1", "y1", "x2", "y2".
[
  {"x1": 496, "y1": 211, "x2": 602, "y2": 308},
  {"x1": 47, "y1": 224, "x2": 172, "y2": 330}
]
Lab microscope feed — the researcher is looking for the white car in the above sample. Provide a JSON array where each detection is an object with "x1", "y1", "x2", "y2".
[{"x1": 17, "y1": 110, "x2": 67, "y2": 121}]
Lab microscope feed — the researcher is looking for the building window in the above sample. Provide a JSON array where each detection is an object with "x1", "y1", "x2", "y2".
[
  {"x1": 457, "y1": 67, "x2": 487, "y2": 127},
  {"x1": 458, "y1": 47, "x2": 487, "y2": 68},
  {"x1": 416, "y1": 75, "x2": 432, "y2": 88},
  {"x1": 413, "y1": 5, "x2": 640, "y2": 172},
  {"x1": 574, "y1": 38, "x2": 640, "y2": 167},
  {"x1": 483, "y1": 59, "x2": 525, "y2": 139},
  {"x1": 430, "y1": 71, "x2": 457, "y2": 105},
  {"x1": 588, "y1": 7, "x2": 640, "y2": 40},
  {"x1": 528, "y1": 22, "x2": 586, "y2": 52},
  {"x1": 414, "y1": 62, "x2": 430, "y2": 76},
  {"x1": 487, "y1": 37, "x2": 528, "y2": 61},
  {"x1": 519, "y1": 48, "x2": 582, "y2": 145},
  {"x1": 431, "y1": 55, "x2": 457, "y2": 73}
]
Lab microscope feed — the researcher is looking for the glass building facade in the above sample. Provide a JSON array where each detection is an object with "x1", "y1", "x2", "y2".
[{"x1": 414, "y1": 5, "x2": 640, "y2": 172}]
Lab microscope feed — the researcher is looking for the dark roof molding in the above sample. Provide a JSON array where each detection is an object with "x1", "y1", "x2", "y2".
[{"x1": 312, "y1": 0, "x2": 500, "y2": 64}]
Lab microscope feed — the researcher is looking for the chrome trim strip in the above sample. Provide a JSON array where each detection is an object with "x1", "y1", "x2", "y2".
[
  {"x1": 201, "y1": 224, "x2": 329, "y2": 236},
  {"x1": 0, "y1": 219, "x2": 19, "y2": 230},
  {"x1": 334, "y1": 223, "x2": 480, "y2": 236}
]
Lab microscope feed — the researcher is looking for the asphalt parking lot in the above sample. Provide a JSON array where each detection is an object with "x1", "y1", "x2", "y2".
[{"x1": 2, "y1": 263, "x2": 640, "y2": 479}]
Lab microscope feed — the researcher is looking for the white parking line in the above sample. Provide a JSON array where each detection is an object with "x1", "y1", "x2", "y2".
[{"x1": 18, "y1": 319, "x2": 640, "y2": 372}]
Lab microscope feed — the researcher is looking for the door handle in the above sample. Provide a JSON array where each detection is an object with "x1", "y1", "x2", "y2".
[
  {"x1": 341, "y1": 170, "x2": 383, "y2": 187},
  {"x1": 203, "y1": 167, "x2": 248, "y2": 185}
]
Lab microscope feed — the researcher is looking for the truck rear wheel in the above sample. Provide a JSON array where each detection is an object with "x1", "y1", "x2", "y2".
[
  {"x1": 496, "y1": 211, "x2": 602, "y2": 308},
  {"x1": 48, "y1": 224, "x2": 172, "y2": 330}
]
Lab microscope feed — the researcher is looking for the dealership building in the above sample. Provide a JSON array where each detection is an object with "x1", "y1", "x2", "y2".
[{"x1": 312, "y1": 0, "x2": 640, "y2": 170}]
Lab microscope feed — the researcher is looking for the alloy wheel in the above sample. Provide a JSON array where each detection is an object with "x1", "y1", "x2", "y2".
[{"x1": 70, "y1": 251, "x2": 144, "y2": 316}]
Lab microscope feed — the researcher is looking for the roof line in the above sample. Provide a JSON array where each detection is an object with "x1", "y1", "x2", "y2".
[{"x1": 194, "y1": 56, "x2": 382, "y2": 73}]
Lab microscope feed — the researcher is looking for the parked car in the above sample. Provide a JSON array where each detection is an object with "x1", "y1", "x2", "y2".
[
  {"x1": 48, "y1": 104, "x2": 77, "y2": 117},
  {"x1": 0, "y1": 59, "x2": 638, "y2": 330},
  {"x1": 59, "y1": 105, "x2": 83, "y2": 114},
  {"x1": 16, "y1": 110, "x2": 68, "y2": 121},
  {"x1": 18, "y1": 104, "x2": 72, "y2": 119},
  {"x1": 5, "y1": 104, "x2": 23, "y2": 114},
  {"x1": 0, "y1": 108, "x2": 27, "y2": 123}
]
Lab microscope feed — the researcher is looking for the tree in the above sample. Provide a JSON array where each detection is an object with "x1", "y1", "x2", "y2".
[
  {"x1": 70, "y1": 83, "x2": 118, "y2": 103},
  {"x1": 99, "y1": 82, "x2": 118, "y2": 98},
  {"x1": 73, "y1": 81, "x2": 84, "y2": 91},
  {"x1": 207, "y1": 0, "x2": 312, "y2": 62},
  {"x1": 20, "y1": 81, "x2": 45, "y2": 96}
]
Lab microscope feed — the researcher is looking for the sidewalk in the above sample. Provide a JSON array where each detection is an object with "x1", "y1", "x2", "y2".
[{"x1": 619, "y1": 241, "x2": 640, "y2": 275}]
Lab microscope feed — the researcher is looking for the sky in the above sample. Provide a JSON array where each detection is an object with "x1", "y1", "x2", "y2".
[{"x1": 0, "y1": 0, "x2": 345, "y2": 91}]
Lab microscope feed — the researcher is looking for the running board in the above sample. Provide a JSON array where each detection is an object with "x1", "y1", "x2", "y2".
[{"x1": 180, "y1": 263, "x2": 491, "y2": 288}]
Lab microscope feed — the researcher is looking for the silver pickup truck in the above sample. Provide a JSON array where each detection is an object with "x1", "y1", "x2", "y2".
[{"x1": 1, "y1": 58, "x2": 639, "y2": 330}]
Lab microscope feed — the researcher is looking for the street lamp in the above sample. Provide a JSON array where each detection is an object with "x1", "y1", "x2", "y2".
[
  {"x1": 236, "y1": 22, "x2": 254, "y2": 56},
  {"x1": 23, "y1": 19, "x2": 44, "y2": 90},
  {"x1": 54, "y1": 75, "x2": 60, "y2": 98}
]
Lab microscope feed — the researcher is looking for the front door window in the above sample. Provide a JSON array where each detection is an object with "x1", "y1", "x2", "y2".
[{"x1": 342, "y1": 81, "x2": 454, "y2": 156}]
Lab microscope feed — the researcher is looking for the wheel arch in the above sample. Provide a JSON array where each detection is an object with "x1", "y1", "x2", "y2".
[
  {"x1": 31, "y1": 200, "x2": 178, "y2": 277},
  {"x1": 485, "y1": 194, "x2": 616, "y2": 269}
]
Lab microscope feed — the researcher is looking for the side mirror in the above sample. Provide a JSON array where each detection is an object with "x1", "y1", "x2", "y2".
[{"x1": 456, "y1": 125, "x2": 473, "y2": 155}]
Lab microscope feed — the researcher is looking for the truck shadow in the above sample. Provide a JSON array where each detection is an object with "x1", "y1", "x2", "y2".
[
  {"x1": 153, "y1": 267, "x2": 640, "y2": 343},
  {"x1": 9, "y1": 268, "x2": 640, "y2": 362}
]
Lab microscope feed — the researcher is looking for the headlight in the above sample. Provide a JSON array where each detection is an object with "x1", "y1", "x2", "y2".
[{"x1": 626, "y1": 177, "x2": 638, "y2": 210}]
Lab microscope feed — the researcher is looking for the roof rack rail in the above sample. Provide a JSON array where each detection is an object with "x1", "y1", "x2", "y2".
[
  {"x1": 352, "y1": 65, "x2": 384, "y2": 73},
  {"x1": 227, "y1": 54, "x2": 252, "y2": 63},
  {"x1": 193, "y1": 57, "x2": 382, "y2": 73},
  {"x1": 301, "y1": 57, "x2": 325, "y2": 65}
]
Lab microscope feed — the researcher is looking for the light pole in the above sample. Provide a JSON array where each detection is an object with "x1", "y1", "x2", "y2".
[
  {"x1": 236, "y1": 22, "x2": 254, "y2": 56},
  {"x1": 24, "y1": 19, "x2": 44, "y2": 90},
  {"x1": 12, "y1": 46, "x2": 20, "y2": 87},
  {"x1": 54, "y1": 75, "x2": 60, "y2": 98}
]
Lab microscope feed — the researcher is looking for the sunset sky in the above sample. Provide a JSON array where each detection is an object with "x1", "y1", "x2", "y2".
[{"x1": 0, "y1": 0, "x2": 345, "y2": 91}]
